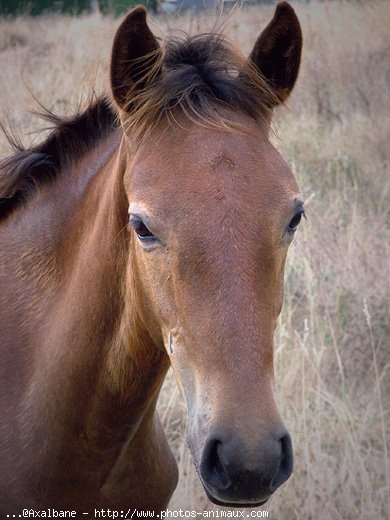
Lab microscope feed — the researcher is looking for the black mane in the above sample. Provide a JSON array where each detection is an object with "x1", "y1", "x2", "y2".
[{"x1": 0, "y1": 97, "x2": 117, "y2": 219}]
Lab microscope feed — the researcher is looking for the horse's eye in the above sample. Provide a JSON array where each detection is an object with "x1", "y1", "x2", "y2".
[
  {"x1": 288, "y1": 210, "x2": 305, "y2": 232},
  {"x1": 129, "y1": 215, "x2": 155, "y2": 240}
]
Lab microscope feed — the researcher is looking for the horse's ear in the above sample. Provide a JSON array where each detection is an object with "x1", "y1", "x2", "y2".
[
  {"x1": 110, "y1": 6, "x2": 161, "y2": 111},
  {"x1": 249, "y1": 1, "x2": 302, "y2": 104}
]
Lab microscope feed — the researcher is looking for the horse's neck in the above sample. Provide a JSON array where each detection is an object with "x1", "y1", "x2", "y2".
[{"x1": 15, "y1": 133, "x2": 168, "y2": 472}]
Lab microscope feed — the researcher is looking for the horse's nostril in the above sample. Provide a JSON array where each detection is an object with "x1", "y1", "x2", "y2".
[
  {"x1": 213, "y1": 442, "x2": 231, "y2": 488},
  {"x1": 201, "y1": 439, "x2": 231, "y2": 490},
  {"x1": 270, "y1": 432, "x2": 293, "y2": 491}
]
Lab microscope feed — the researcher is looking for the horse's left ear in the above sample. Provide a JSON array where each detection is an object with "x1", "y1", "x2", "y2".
[
  {"x1": 249, "y1": 1, "x2": 302, "y2": 104},
  {"x1": 110, "y1": 6, "x2": 161, "y2": 111}
]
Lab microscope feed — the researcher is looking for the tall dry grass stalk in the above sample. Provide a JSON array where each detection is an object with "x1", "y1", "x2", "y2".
[{"x1": 0, "y1": 1, "x2": 389, "y2": 518}]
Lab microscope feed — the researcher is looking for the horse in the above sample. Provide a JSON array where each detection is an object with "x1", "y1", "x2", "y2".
[{"x1": 0, "y1": 2, "x2": 303, "y2": 513}]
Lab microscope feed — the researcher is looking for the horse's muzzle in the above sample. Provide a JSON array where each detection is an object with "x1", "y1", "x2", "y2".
[{"x1": 198, "y1": 429, "x2": 293, "y2": 507}]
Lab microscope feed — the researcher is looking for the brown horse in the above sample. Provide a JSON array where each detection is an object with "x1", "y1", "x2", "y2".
[{"x1": 0, "y1": 2, "x2": 303, "y2": 513}]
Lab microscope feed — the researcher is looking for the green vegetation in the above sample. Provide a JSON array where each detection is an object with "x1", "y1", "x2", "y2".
[{"x1": 0, "y1": 0, "x2": 152, "y2": 17}]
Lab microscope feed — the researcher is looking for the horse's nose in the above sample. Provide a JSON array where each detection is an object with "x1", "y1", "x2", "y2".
[{"x1": 199, "y1": 429, "x2": 293, "y2": 505}]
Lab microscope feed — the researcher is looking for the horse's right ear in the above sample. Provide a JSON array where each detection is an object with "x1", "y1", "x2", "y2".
[{"x1": 110, "y1": 6, "x2": 161, "y2": 111}]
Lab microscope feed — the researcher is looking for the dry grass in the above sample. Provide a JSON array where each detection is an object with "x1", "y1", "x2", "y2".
[{"x1": 0, "y1": 1, "x2": 389, "y2": 518}]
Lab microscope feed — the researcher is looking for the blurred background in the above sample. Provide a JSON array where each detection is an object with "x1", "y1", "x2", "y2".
[
  {"x1": 0, "y1": 0, "x2": 389, "y2": 518},
  {"x1": 0, "y1": 0, "x2": 253, "y2": 16}
]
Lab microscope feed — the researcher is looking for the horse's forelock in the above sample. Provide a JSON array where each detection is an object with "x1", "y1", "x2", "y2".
[{"x1": 122, "y1": 33, "x2": 278, "y2": 142}]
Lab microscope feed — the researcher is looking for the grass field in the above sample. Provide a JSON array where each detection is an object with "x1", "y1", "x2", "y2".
[{"x1": 0, "y1": 1, "x2": 389, "y2": 518}]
